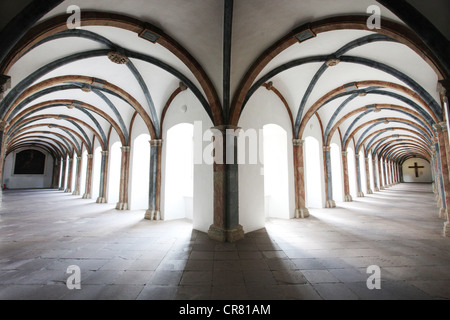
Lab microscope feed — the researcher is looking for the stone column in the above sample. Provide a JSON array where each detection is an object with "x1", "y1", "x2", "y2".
[
  {"x1": 431, "y1": 148, "x2": 442, "y2": 207},
  {"x1": 372, "y1": 157, "x2": 379, "y2": 192},
  {"x1": 392, "y1": 162, "x2": 398, "y2": 185},
  {"x1": 355, "y1": 154, "x2": 364, "y2": 197},
  {"x1": 323, "y1": 146, "x2": 335, "y2": 208},
  {"x1": 378, "y1": 157, "x2": 385, "y2": 190},
  {"x1": 82, "y1": 154, "x2": 93, "y2": 199},
  {"x1": 208, "y1": 125, "x2": 244, "y2": 242},
  {"x1": 72, "y1": 157, "x2": 82, "y2": 195},
  {"x1": 145, "y1": 139, "x2": 163, "y2": 220},
  {"x1": 365, "y1": 157, "x2": 373, "y2": 194},
  {"x1": 59, "y1": 157, "x2": 67, "y2": 191},
  {"x1": 51, "y1": 158, "x2": 61, "y2": 189},
  {"x1": 96, "y1": 150, "x2": 109, "y2": 203},
  {"x1": 64, "y1": 157, "x2": 73, "y2": 193},
  {"x1": 341, "y1": 151, "x2": 352, "y2": 202},
  {"x1": 386, "y1": 160, "x2": 392, "y2": 187},
  {"x1": 0, "y1": 121, "x2": 9, "y2": 202},
  {"x1": 434, "y1": 122, "x2": 450, "y2": 236},
  {"x1": 293, "y1": 139, "x2": 310, "y2": 217},
  {"x1": 116, "y1": 146, "x2": 131, "y2": 210}
]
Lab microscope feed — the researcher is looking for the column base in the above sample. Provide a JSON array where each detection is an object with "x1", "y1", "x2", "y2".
[
  {"x1": 72, "y1": 190, "x2": 80, "y2": 196},
  {"x1": 380, "y1": 186, "x2": 385, "y2": 190},
  {"x1": 439, "y1": 207, "x2": 446, "y2": 219},
  {"x1": 208, "y1": 224, "x2": 244, "y2": 243},
  {"x1": 295, "y1": 207, "x2": 309, "y2": 219},
  {"x1": 444, "y1": 221, "x2": 450, "y2": 237},
  {"x1": 82, "y1": 193, "x2": 91, "y2": 199},
  {"x1": 366, "y1": 189, "x2": 373, "y2": 194},
  {"x1": 344, "y1": 194, "x2": 353, "y2": 202},
  {"x1": 144, "y1": 210, "x2": 161, "y2": 220},
  {"x1": 116, "y1": 202, "x2": 128, "y2": 210},
  {"x1": 64, "y1": 188, "x2": 72, "y2": 193},
  {"x1": 58, "y1": 187, "x2": 64, "y2": 191},
  {"x1": 357, "y1": 192, "x2": 365, "y2": 197},
  {"x1": 96, "y1": 197, "x2": 107, "y2": 204},
  {"x1": 325, "y1": 200, "x2": 336, "y2": 208},
  {"x1": 374, "y1": 187, "x2": 380, "y2": 192}
]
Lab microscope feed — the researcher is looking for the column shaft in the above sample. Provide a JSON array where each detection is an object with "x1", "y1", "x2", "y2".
[
  {"x1": 342, "y1": 151, "x2": 352, "y2": 202},
  {"x1": 145, "y1": 140, "x2": 162, "y2": 220},
  {"x1": 72, "y1": 157, "x2": 82, "y2": 195},
  {"x1": 116, "y1": 146, "x2": 131, "y2": 210},
  {"x1": 60, "y1": 157, "x2": 67, "y2": 191},
  {"x1": 355, "y1": 154, "x2": 364, "y2": 197},
  {"x1": 96, "y1": 151, "x2": 109, "y2": 203},
  {"x1": 208, "y1": 125, "x2": 244, "y2": 242},
  {"x1": 365, "y1": 157, "x2": 373, "y2": 194},
  {"x1": 82, "y1": 154, "x2": 93, "y2": 199},
  {"x1": 372, "y1": 158, "x2": 379, "y2": 191},
  {"x1": 323, "y1": 146, "x2": 335, "y2": 208},
  {"x1": 293, "y1": 139, "x2": 310, "y2": 217}
]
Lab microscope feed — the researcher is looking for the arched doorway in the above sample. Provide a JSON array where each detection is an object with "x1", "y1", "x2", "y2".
[
  {"x1": 91, "y1": 146, "x2": 102, "y2": 200},
  {"x1": 79, "y1": 150, "x2": 87, "y2": 196},
  {"x1": 305, "y1": 136, "x2": 323, "y2": 208},
  {"x1": 129, "y1": 134, "x2": 150, "y2": 210},
  {"x1": 164, "y1": 123, "x2": 194, "y2": 221},
  {"x1": 347, "y1": 147, "x2": 357, "y2": 199},
  {"x1": 330, "y1": 143, "x2": 344, "y2": 202},
  {"x1": 263, "y1": 124, "x2": 290, "y2": 219},
  {"x1": 107, "y1": 142, "x2": 122, "y2": 204}
]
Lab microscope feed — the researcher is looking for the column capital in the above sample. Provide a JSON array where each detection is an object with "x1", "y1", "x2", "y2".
[
  {"x1": 121, "y1": 146, "x2": 130, "y2": 152},
  {"x1": 0, "y1": 121, "x2": 9, "y2": 131},
  {"x1": 365, "y1": 157, "x2": 370, "y2": 161},
  {"x1": 292, "y1": 139, "x2": 304, "y2": 146},
  {"x1": 0, "y1": 75, "x2": 11, "y2": 100},
  {"x1": 433, "y1": 122, "x2": 448, "y2": 133},
  {"x1": 67, "y1": 158, "x2": 73, "y2": 162},
  {"x1": 323, "y1": 146, "x2": 331, "y2": 152},
  {"x1": 76, "y1": 157, "x2": 82, "y2": 161},
  {"x1": 437, "y1": 79, "x2": 450, "y2": 101},
  {"x1": 341, "y1": 151, "x2": 348, "y2": 156},
  {"x1": 101, "y1": 150, "x2": 109, "y2": 156},
  {"x1": 87, "y1": 154, "x2": 94, "y2": 159},
  {"x1": 149, "y1": 139, "x2": 163, "y2": 147},
  {"x1": 211, "y1": 125, "x2": 241, "y2": 135}
]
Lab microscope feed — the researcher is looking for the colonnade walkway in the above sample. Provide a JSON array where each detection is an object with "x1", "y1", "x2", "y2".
[{"x1": 0, "y1": 183, "x2": 449, "y2": 300}]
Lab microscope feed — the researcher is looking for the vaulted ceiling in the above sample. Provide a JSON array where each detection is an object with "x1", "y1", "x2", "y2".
[{"x1": 0, "y1": 0, "x2": 448, "y2": 166}]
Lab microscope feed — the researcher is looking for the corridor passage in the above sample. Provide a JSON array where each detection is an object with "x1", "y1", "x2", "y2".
[{"x1": 0, "y1": 183, "x2": 449, "y2": 300}]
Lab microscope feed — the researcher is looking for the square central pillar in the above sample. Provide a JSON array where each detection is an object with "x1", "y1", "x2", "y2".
[{"x1": 208, "y1": 125, "x2": 244, "y2": 242}]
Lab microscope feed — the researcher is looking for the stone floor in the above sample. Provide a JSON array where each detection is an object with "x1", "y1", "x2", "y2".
[{"x1": 0, "y1": 183, "x2": 449, "y2": 300}]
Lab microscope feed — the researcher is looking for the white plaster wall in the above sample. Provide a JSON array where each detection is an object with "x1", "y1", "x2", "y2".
[
  {"x1": 128, "y1": 114, "x2": 150, "y2": 210},
  {"x1": 347, "y1": 145, "x2": 357, "y2": 198},
  {"x1": 161, "y1": 90, "x2": 213, "y2": 233},
  {"x1": 239, "y1": 89, "x2": 295, "y2": 233},
  {"x1": 402, "y1": 158, "x2": 432, "y2": 183},
  {"x1": 303, "y1": 115, "x2": 326, "y2": 208},
  {"x1": 3, "y1": 149, "x2": 54, "y2": 189}
]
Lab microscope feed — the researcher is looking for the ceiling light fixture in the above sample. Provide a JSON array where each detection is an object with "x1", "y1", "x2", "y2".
[
  {"x1": 293, "y1": 26, "x2": 316, "y2": 43},
  {"x1": 139, "y1": 26, "x2": 162, "y2": 43},
  {"x1": 91, "y1": 78, "x2": 106, "y2": 89},
  {"x1": 344, "y1": 82, "x2": 358, "y2": 92}
]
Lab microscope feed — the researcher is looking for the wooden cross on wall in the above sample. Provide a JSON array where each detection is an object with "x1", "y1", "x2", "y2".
[{"x1": 408, "y1": 162, "x2": 424, "y2": 178}]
